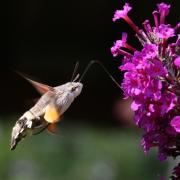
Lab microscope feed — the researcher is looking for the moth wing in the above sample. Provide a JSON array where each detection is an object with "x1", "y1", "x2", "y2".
[
  {"x1": 16, "y1": 71, "x2": 53, "y2": 94},
  {"x1": 47, "y1": 123, "x2": 59, "y2": 135},
  {"x1": 26, "y1": 79, "x2": 53, "y2": 94},
  {"x1": 44, "y1": 103, "x2": 61, "y2": 123}
]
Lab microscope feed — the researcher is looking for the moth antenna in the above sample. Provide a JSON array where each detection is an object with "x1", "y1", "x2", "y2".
[
  {"x1": 73, "y1": 74, "x2": 80, "y2": 82},
  {"x1": 71, "y1": 61, "x2": 79, "y2": 82},
  {"x1": 79, "y1": 61, "x2": 94, "y2": 82},
  {"x1": 79, "y1": 60, "x2": 121, "y2": 89}
]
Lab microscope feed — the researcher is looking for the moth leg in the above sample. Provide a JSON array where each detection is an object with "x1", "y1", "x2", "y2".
[{"x1": 33, "y1": 123, "x2": 50, "y2": 135}]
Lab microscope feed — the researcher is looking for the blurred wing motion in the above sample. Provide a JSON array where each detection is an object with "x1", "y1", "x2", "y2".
[
  {"x1": 44, "y1": 101, "x2": 61, "y2": 134},
  {"x1": 47, "y1": 124, "x2": 59, "y2": 135},
  {"x1": 16, "y1": 71, "x2": 53, "y2": 94},
  {"x1": 44, "y1": 103, "x2": 61, "y2": 123}
]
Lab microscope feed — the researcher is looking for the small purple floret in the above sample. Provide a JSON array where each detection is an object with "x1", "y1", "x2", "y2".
[
  {"x1": 171, "y1": 116, "x2": 180, "y2": 133},
  {"x1": 113, "y1": 3, "x2": 132, "y2": 22},
  {"x1": 157, "y1": 3, "x2": 170, "y2": 16},
  {"x1": 174, "y1": 57, "x2": 180, "y2": 67},
  {"x1": 111, "y1": 33, "x2": 127, "y2": 57},
  {"x1": 156, "y1": 24, "x2": 175, "y2": 39}
]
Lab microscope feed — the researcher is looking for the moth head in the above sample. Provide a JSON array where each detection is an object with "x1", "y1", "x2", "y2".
[{"x1": 66, "y1": 82, "x2": 83, "y2": 97}]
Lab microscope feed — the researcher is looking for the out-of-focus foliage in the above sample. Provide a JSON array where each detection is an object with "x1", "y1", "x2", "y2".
[{"x1": 0, "y1": 116, "x2": 168, "y2": 180}]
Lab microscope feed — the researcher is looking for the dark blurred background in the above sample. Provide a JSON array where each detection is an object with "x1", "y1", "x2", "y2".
[
  {"x1": 0, "y1": 0, "x2": 179, "y2": 179},
  {"x1": 1, "y1": 0, "x2": 179, "y2": 121}
]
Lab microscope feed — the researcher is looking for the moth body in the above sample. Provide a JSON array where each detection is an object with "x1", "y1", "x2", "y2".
[{"x1": 11, "y1": 79, "x2": 83, "y2": 150}]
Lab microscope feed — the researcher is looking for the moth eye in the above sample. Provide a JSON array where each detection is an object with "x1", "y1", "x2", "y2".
[{"x1": 71, "y1": 87, "x2": 76, "y2": 92}]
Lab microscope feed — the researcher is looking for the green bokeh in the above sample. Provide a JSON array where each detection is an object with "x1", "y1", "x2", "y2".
[{"x1": 0, "y1": 116, "x2": 169, "y2": 180}]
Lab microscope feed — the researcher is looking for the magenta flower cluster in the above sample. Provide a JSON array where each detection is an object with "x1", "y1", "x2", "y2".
[{"x1": 111, "y1": 2, "x2": 180, "y2": 179}]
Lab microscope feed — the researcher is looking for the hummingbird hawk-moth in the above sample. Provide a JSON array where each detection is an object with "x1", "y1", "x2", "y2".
[{"x1": 10, "y1": 61, "x2": 120, "y2": 150}]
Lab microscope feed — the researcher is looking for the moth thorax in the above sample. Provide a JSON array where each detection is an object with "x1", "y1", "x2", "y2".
[{"x1": 56, "y1": 91, "x2": 75, "y2": 115}]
